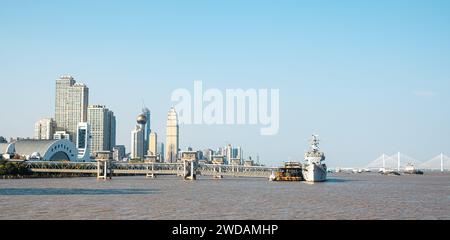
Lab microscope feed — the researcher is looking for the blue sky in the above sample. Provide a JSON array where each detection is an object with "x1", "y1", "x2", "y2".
[{"x1": 1, "y1": 0, "x2": 449, "y2": 167}]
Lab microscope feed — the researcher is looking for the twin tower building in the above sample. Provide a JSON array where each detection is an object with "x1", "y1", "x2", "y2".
[
  {"x1": 35, "y1": 75, "x2": 117, "y2": 161},
  {"x1": 131, "y1": 107, "x2": 179, "y2": 163},
  {"x1": 35, "y1": 75, "x2": 179, "y2": 162}
]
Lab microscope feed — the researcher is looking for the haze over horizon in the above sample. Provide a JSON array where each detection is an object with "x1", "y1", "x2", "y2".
[{"x1": 1, "y1": 0, "x2": 449, "y2": 167}]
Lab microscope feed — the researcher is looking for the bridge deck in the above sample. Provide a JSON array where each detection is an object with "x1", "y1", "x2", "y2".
[{"x1": 26, "y1": 161, "x2": 276, "y2": 179}]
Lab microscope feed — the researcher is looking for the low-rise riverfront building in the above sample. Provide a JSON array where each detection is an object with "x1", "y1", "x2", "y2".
[{"x1": 0, "y1": 139, "x2": 77, "y2": 161}]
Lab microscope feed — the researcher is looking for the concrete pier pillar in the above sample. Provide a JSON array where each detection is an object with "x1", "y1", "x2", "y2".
[
  {"x1": 183, "y1": 160, "x2": 187, "y2": 178},
  {"x1": 97, "y1": 159, "x2": 112, "y2": 180},
  {"x1": 146, "y1": 163, "x2": 156, "y2": 178},
  {"x1": 181, "y1": 151, "x2": 198, "y2": 180},
  {"x1": 96, "y1": 151, "x2": 113, "y2": 180},
  {"x1": 182, "y1": 159, "x2": 197, "y2": 180},
  {"x1": 213, "y1": 164, "x2": 223, "y2": 179},
  {"x1": 191, "y1": 160, "x2": 194, "y2": 179}
]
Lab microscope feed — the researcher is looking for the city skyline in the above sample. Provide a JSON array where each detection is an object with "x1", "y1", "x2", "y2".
[{"x1": 1, "y1": 1, "x2": 450, "y2": 167}]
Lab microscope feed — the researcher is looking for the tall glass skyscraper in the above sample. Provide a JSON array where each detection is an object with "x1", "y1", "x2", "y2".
[{"x1": 142, "y1": 107, "x2": 151, "y2": 154}]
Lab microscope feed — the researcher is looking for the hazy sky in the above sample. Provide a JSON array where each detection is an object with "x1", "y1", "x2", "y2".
[{"x1": 1, "y1": 0, "x2": 449, "y2": 167}]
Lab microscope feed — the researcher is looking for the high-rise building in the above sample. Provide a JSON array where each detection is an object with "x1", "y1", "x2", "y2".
[
  {"x1": 131, "y1": 125, "x2": 144, "y2": 159},
  {"x1": 87, "y1": 105, "x2": 116, "y2": 155},
  {"x1": 131, "y1": 114, "x2": 147, "y2": 159},
  {"x1": 113, "y1": 145, "x2": 126, "y2": 161},
  {"x1": 159, "y1": 142, "x2": 165, "y2": 162},
  {"x1": 76, "y1": 122, "x2": 91, "y2": 162},
  {"x1": 226, "y1": 144, "x2": 232, "y2": 163},
  {"x1": 202, "y1": 149, "x2": 213, "y2": 162},
  {"x1": 108, "y1": 110, "x2": 116, "y2": 149},
  {"x1": 34, "y1": 118, "x2": 56, "y2": 140},
  {"x1": 217, "y1": 147, "x2": 224, "y2": 156},
  {"x1": 165, "y1": 107, "x2": 179, "y2": 163},
  {"x1": 55, "y1": 75, "x2": 89, "y2": 142},
  {"x1": 148, "y1": 132, "x2": 157, "y2": 156},
  {"x1": 196, "y1": 150, "x2": 203, "y2": 161},
  {"x1": 142, "y1": 107, "x2": 151, "y2": 154}
]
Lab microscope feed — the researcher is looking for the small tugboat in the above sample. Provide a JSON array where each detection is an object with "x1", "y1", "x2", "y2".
[
  {"x1": 269, "y1": 162, "x2": 303, "y2": 181},
  {"x1": 302, "y1": 135, "x2": 327, "y2": 182}
]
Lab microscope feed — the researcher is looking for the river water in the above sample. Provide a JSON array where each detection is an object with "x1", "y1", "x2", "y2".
[{"x1": 0, "y1": 173, "x2": 449, "y2": 220}]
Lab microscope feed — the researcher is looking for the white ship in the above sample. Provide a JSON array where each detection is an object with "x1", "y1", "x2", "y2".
[
  {"x1": 302, "y1": 135, "x2": 327, "y2": 182},
  {"x1": 403, "y1": 163, "x2": 424, "y2": 175}
]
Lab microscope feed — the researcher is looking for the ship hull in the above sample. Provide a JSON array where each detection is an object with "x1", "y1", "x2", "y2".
[{"x1": 302, "y1": 163, "x2": 327, "y2": 182}]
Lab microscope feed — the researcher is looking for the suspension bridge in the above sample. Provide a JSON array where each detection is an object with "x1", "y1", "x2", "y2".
[{"x1": 365, "y1": 153, "x2": 450, "y2": 172}]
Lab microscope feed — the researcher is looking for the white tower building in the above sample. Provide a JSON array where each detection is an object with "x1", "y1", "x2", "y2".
[{"x1": 131, "y1": 114, "x2": 147, "y2": 159}]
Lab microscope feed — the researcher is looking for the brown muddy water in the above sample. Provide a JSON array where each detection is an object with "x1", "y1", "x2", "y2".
[{"x1": 0, "y1": 173, "x2": 449, "y2": 220}]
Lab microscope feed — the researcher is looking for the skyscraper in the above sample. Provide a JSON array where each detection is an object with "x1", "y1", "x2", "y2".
[
  {"x1": 87, "y1": 105, "x2": 116, "y2": 155},
  {"x1": 159, "y1": 142, "x2": 165, "y2": 162},
  {"x1": 55, "y1": 75, "x2": 89, "y2": 142},
  {"x1": 202, "y1": 149, "x2": 213, "y2": 162},
  {"x1": 131, "y1": 114, "x2": 147, "y2": 159},
  {"x1": 34, "y1": 118, "x2": 56, "y2": 140},
  {"x1": 165, "y1": 107, "x2": 179, "y2": 163},
  {"x1": 113, "y1": 145, "x2": 126, "y2": 161},
  {"x1": 142, "y1": 107, "x2": 151, "y2": 154},
  {"x1": 148, "y1": 132, "x2": 157, "y2": 156},
  {"x1": 226, "y1": 144, "x2": 232, "y2": 163},
  {"x1": 108, "y1": 110, "x2": 116, "y2": 149}
]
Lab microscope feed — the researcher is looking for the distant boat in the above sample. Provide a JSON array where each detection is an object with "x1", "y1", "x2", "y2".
[
  {"x1": 302, "y1": 135, "x2": 327, "y2": 182},
  {"x1": 403, "y1": 163, "x2": 424, "y2": 175},
  {"x1": 379, "y1": 168, "x2": 401, "y2": 176}
]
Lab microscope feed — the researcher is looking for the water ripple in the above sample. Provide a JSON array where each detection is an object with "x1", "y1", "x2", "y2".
[{"x1": 0, "y1": 188, "x2": 159, "y2": 196}]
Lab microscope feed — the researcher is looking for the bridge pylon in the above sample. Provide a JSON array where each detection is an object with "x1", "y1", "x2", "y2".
[
  {"x1": 181, "y1": 152, "x2": 198, "y2": 180},
  {"x1": 146, "y1": 163, "x2": 156, "y2": 178},
  {"x1": 213, "y1": 164, "x2": 223, "y2": 179},
  {"x1": 96, "y1": 151, "x2": 113, "y2": 180}
]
